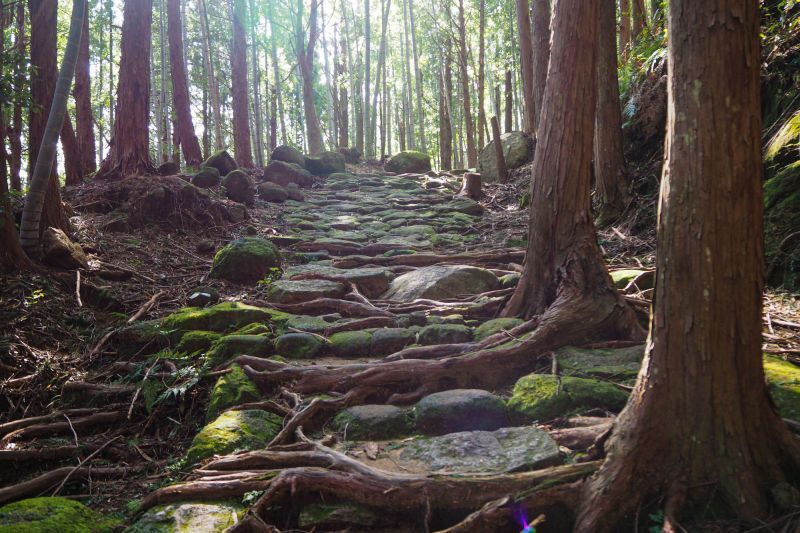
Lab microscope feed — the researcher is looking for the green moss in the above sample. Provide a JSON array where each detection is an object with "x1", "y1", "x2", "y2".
[
  {"x1": 329, "y1": 330, "x2": 374, "y2": 357},
  {"x1": 185, "y1": 409, "x2": 283, "y2": 464},
  {"x1": 765, "y1": 356, "x2": 800, "y2": 421},
  {"x1": 609, "y1": 269, "x2": 647, "y2": 289},
  {"x1": 175, "y1": 331, "x2": 221, "y2": 355},
  {"x1": 209, "y1": 237, "x2": 282, "y2": 284},
  {"x1": 765, "y1": 112, "x2": 800, "y2": 162},
  {"x1": 417, "y1": 324, "x2": 473, "y2": 345},
  {"x1": 556, "y1": 345, "x2": 645, "y2": 384},
  {"x1": 764, "y1": 162, "x2": 800, "y2": 290},
  {"x1": 205, "y1": 335, "x2": 273, "y2": 366},
  {"x1": 275, "y1": 332, "x2": 326, "y2": 359},
  {"x1": 126, "y1": 501, "x2": 244, "y2": 532},
  {"x1": 0, "y1": 497, "x2": 119, "y2": 533},
  {"x1": 206, "y1": 364, "x2": 260, "y2": 421},
  {"x1": 474, "y1": 318, "x2": 525, "y2": 341},
  {"x1": 508, "y1": 374, "x2": 629, "y2": 421},
  {"x1": 232, "y1": 323, "x2": 272, "y2": 336},
  {"x1": 161, "y1": 302, "x2": 290, "y2": 334}
]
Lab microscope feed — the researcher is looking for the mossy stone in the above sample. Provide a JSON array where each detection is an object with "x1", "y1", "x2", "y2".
[
  {"x1": 765, "y1": 355, "x2": 800, "y2": 420},
  {"x1": 508, "y1": 374, "x2": 629, "y2": 421},
  {"x1": 370, "y1": 328, "x2": 416, "y2": 356},
  {"x1": 206, "y1": 364, "x2": 260, "y2": 421},
  {"x1": 186, "y1": 409, "x2": 282, "y2": 464},
  {"x1": 329, "y1": 330, "x2": 374, "y2": 357},
  {"x1": 209, "y1": 237, "x2": 281, "y2": 284},
  {"x1": 127, "y1": 501, "x2": 243, "y2": 532},
  {"x1": 162, "y1": 302, "x2": 289, "y2": 333},
  {"x1": 270, "y1": 144, "x2": 306, "y2": 167},
  {"x1": 417, "y1": 324, "x2": 473, "y2": 345},
  {"x1": 499, "y1": 273, "x2": 521, "y2": 288},
  {"x1": 474, "y1": 318, "x2": 525, "y2": 341},
  {"x1": 332, "y1": 404, "x2": 414, "y2": 440},
  {"x1": 206, "y1": 335, "x2": 273, "y2": 365},
  {"x1": 304, "y1": 151, "x2": 346, "y2": 175},
  {"x1": 384, "y1": 151, "x2": 432, "y2": 173},
  {"x1": 414, "y1": 389, "x2": 508, "y2": 435},
  {"x1": 190, "y1": 166, "x2": 220, "y2": 188},
  {"x1": 203, "y1": 149, "x2": 238, "y2": 175},
  {"x1": 556, "y1": 345, "x2": 645, "y2": 383},
  {"x1": 257, "y1": 182, "x2": 289, "y2": 203},
  {"x1": 175, "y1": 330, "x2": 222, "y2": 355},
  {"x1": 0, "y1": 497, "x2": 119, "y2": 533},
  {"x1": 233, "y1": 323, "x2": 273, "y2": 336},
  {"x1": 275, "y1": 332, "x2": 326, "y2": 359}
]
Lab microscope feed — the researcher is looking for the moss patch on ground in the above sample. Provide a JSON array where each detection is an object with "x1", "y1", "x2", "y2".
[
  {"x1": 0, "y1": 497, "x2": 119, "y2": 533},
  {"x1": 186, "y1": 409, "x2": 283, "y2": 464},
  {"x1": 206, "y1": 364, "x2": 261, "y2": 421},
  {"x1": 765, "y1": 355, "x2": 800, "y2": 421},
  {"x1": 508, "y1": 374, "x2": 629, "y2": 421},
  {"x1": 161, "y1": 302, "x2": 290, "y2": 334}
]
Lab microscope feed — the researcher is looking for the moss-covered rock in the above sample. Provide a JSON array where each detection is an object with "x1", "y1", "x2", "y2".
[
  {"x1": 233, "y1": 323, "x2": 273, "y2": 336},
  {"x1": 414, "y1": 389, "x2": 508, "y2": 435},
  {"x1": 477, "y1": 131, "x2": 533, "y2": 182},
  {"x1": 175, "y1": 330, "x2": 222, "y2": 355},
  {"x1": 203, "y1": 149, "x2": 238, "y2": 176},
  {"x1": 764, "y1": 161, "x2": 800, "y2": 290},
  {"x1": 127, "y1": 501, "x2": 243, "y2": 532},
  {"x1": 499, "y1": 273, "x2": 521, "y2": 288},
  {"x1": 383, "y1": 264, "x2": 499, "y2": 302},
  {"x1": 474, "y1": 318, "x2": 525, "y2": 341},
  {"x1": 329, "y1": 330, "x2": 374, "y2": 357},
  {"x1": 556, "y1": 345, "x2": 645, "y2": 383},
  {"x1": 508, "y1": 374, "x2": 629, "y2": 421},
  {"x1": 263, "y1": 160, "x2": 314, "y2": 188},
  {"x1": 370, "y1": 328, "x2": 416, "y2": 356},
  {"x1": 765, "y1": 355, "x2": 800, "y2": 421},
  {"x1": 384, "y1": 151, "x2": 432, "y2": 174},
  {"x1": 304, "y1": 151, "x2": 346, "y2": 175},
  {"x1": 275, "y1": 332, "x2": 326, "y2": 359},
  {"x1": 0, "y1": 497, "x2": 119, "y2": 533},
  {"x1": 265, "y1": 279, "x2": 346, "y2": 304},
  {"x1": 206, "y1": 335, "x2": 273, "y2": 366},
  {"x1": 332, "y1": 404, "x2": 414, "y2": 440},
  {"x1": 186, "y1": 409, "x2": 282, "y2": 463},
  {"x1": 206, "y1": 364, "x2": 260, "y2": 421},
  {"x1": 222, "y1": 169, "x2": 254, "y2": 205},
  {"x1": 284, "y1": 314, "x2": 333, "y2": 334},
  {"x1": 257, "y1": 181, "x2": 289, "y2": 203},
  {"x1": 298, "y1": 503, "x2": 378, "y2": 530},
  {"x1": 191, "y1": 166, "x2": 220, "y2": 188},
  {"x1": 209, "y1": 237, "x2": 281, "y2": 284},
  {"x1": 162, "y1": 302, "x2": 289, "y2": 333},
  {"x1": 417, "y1": 324, "x2": 473, "y2": 345},
  {"x1": 270, "y1": 144, "x2": 306, "y2": 167}
]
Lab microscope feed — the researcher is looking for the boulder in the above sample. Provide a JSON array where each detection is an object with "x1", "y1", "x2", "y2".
[
  {"x1": 384, "y1": 151, "x2": 432, "y2": 174},
  {"x1": 157, "y1": 161, "x2": 180, "y2": 176},
  {"x1": 508, "y1": 374, "x2": 629, "y2": 421},
  {"x1": 333, "y1": 404, "x2": 414, "y2": 440},
  {"x1": 305, "y1": 151, "x2": 346, "y2": 175},
  {"x1": 265, "y1": 279, "x2": 347, "y2": 304},
  {"x1": 263, "y1": 159, "x2": 314, "y2": 187},
  {"x1": 162, "y1": 302, "x2": 289, "y2": 333},
  {"x1": 275, "y1": 332, "x2": 326, "y2": 359},
  {"x1": 175, "y1": 330, "x2": 221, "y2": 355},
  {"x1": 209, "y1": 237, "x2": 281, "y2": 284},
  {"x1": 382, "y1": 265, "x2": 499, "y2": 302},
  {"x1": 186, "y1": 287, "x2": 220, "y2": 307},
  {"x1": 398, "y1": 426, "x2": 561, "y2": 473},
  {"x1": 285, "y1": 182, "x2": 304, "y2": 201},
  {"x1": 417, "y1": 324, "x2": 473, "y2": 345},
  {"x1": 0, "y1": 497, "x2": 119, "y2": 532},
  {"x1": 206, "y1": 364, "x2": 260, "y2": 420},
  {"x1": 205, "y1": 334, "x2": 273, "y2": 365},
  {"x1": 129, "y1": 502, "x2": 243, "y2": 533},
  {"x1": 477, "y1": 131, "x2": 533, "y2": 182},
  {"x1": 337, "y1": 146, "x2": 361, "y2": 164},
  {"x1": 329, "y1": 329, "x2": 373, "y2": 357},
  {"x1": 414, "y1": 389, "x2": 509, "y2": 435},
  {"x1": 257, "y1": 181, "x2": 289, "y2": 203},
  {"x1": 556, "y1": 344, "x2": 645, "y2": 383},
  {"x1": 185, "y1": 409, "x2": 282, "y2": 463},
  {"x1": 270, "y1": 144, "x2": 306, "y2": 167},
  {"x1": 42, "y1": 227, "x2": 89, "y2": 269},
  {"x1": 203, "y1": 149, "x2": 238, "y2": 176},
  {"x1": 370, "y1": 328, "x2": 417, "y2": 355},
  {"x1": 222, "y1": 169, "x2": 254, "y2": 205},
  {"x1": 284, "y1": 264, "x2": 394, "y2": 298},
  {"x1": 191, "y1": 166, "x2": 220, "y2": 188}
]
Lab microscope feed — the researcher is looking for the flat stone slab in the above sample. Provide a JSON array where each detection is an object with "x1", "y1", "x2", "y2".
[
  {"x1": 265, "y1": 279, "x2": 346, "y2": 304},
  {"x1": 414, "y1": 389, "x2": 509, "y2": 435},
  {"x1": 284, "y1": 264, "x2": 394, "y2": 298},
  {"x1": 383, "y1": 265, "x2": 499, "y2": 302}
]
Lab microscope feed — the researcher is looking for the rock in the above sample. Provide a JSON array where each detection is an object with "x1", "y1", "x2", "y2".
[
  {"x1": 275, "y1": 332, "x2": 326, "y2": 359},
  {"x1": 265, "y1": 279, "x2": 346, "y2": 304},
  {"x1": 284, "y1": 264, "x2": 394, "y2": 298},
  {"x1": 329, "y1": 329, "x2": 373, "y2": 357},
  {"x1": 157, "y1": 161, "x2": 180, "y2": 176},
  {"x1": 263, "y1": 159, "x2": 314, "y2": 187},
  {"x1": 298, "y1": 503, "x2": 378, "y2": 531},
  {"x1": 474, "y1": 317, "x2": 525, "y2": 340},
  {"x1": 508, "y1": 374, "x2": 629, "y2": 421},
  {"x1": 226, "y1": 203, "x2": 248, "y2": 223},
  {"x1": 99, "y1": 212, "x2": 130, "y2": 233},
  {"x1": 196, "y1": 240, "x2": 215, "y2": 254},
  {"x1": 257, "y1": 181, "x2": 289, "y2": 203},
  {"x1": 439, "y1": 198, "x2": 484, "y2": 216},
  {"x1": 205, "y1": 334, "x2": 273, "y2": 365},
  {"x1": 270, "y1": 144, "x2": 306, "y2": 167},
  {"x1": 161, "y1": 302, "x2": 290, "y2": 333},
  {"x1": 222, "y1": 169, "x2": 254, "y2": 205},
  {"x1": 417, "y1": 324, "x2": 473, "y2": 345},
  {"x1": 398, "y1": 426, "x2": 561, "y2": 473},
  {"x1": 187, "y1": 287, "x2": 220, "y2": 307},
  {"x1": 203, "y1": 149, "x2": 238, "y2": 176},
  {"x1": 477, "y1": 131, "x2": 533, "y2": 182},
  {"x1": 333, "y1": 404, "x2": 414, "y2": 440},
  {"x1": 285, "y1": 183, "x2": 304, "y2": 201},
  {"x1": 0, "y1": 497, "x2": 120, "y2": 532},
  {"x1": 556, "y1": 344, "x2": 645, "y2": 383},
  {"x1": 244, "y1": 225, "x2": 258, "y2": 235},
  {"x1": 765, "y1": 355, "x2": 800, "y2": 420},
  {"x1": 499, "y1": 273, "x2": 520, "y2": 288},
  {"x1": 186, "y1": 409, "x2": 283, "y2": 463},
  {"x1": 383, "y1": 265, "x2": 499, "y2": 302},
  {"x1": 129, "y1": 502, "x2": 243, "y2": 532},
  {"x1": 414, "y1": 389, "x2": 508, "y2": 435},
  {"x1": 337, "y1": 146, "x2": 362, "y2": 164},
  {"x1": 305, "y1": 151, "x2": 346, "y2": 175},
  {"x1": 385, "y1": 151, "x2": 432, "y2": 173},
  {"x1": 191, "y1": 166, "x2": 221, "y2": 188},
  {"x1": 41, "y1": 227, "x2": 89, "y2": 269},
  {"x1": 206, "y1": 364, "x2": 260, "y2": 420},
  {"x1": 175, "y1": 330, "x2": 222, "y2": 355},
  {"x1": 370, "y1": 328, "x2": 416, "y2": 355},
  {"x1": 209, "y1": 237, "x2": 281, "y2": 284}
]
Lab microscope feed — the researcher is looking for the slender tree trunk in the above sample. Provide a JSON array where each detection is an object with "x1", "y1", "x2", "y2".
[
  {"x1": 199, "y1": 0, "x2": 223, "y2": 151},
  {"x1": 490, "y1": 116, "x2": 507, "y2": 182},
  {"x1": 578, "y1": 1, "x2": 800, "y2": 529},
  {"x1": 476, "y1": 0, "x2": 487, "y2": 148},
  {"x1": 504, "y1": 70, "x2": 513, "y2": 133},
  {"x1": 337, "y1": 34, "x2": 349, "y2": 148},
  {"x1": 516, "y1": 0, "x2": 535, "y2": 133},
  {"x1": 369, "y1": 0, "x2": 391, "y2": 154},
  {"x1": 531, "y1": 0, "x2": 550, "y2": 133},
  {"x1": 61, "y1": 116, "x2": 83, "y2": 185},
  {"x1": 401, "y1": 0, "x2": 414, "y2": 149},
  {"x1": 159, "y1": 0, "x2": 169, "y2": 163},
  {"x1": 297, "y1": 0, "x2": 324, "y2": 154},
  {"x1": 26, "y1": 0, "x2": 70, "y2": 237},
  {"x1": 631, "y1": 0, "x2": 645, "y2": 41},
  {"x1": 619, "y1": 0, "x2": 631, "y2": 55},
  {"x1": 363, "y1": 0, "x2": 371, "y2": 156},
  {"x1": 167, "y1": 0, "x2": 202, "y2": 166},
  {"x1": 73, "y1": 0, "x2": 96, "y2": 174},
  {"x1": 249, "y1": 0, "x2": 264, "y2": 165},
  {"x1": 439, "y1": 44, "x2": 453, "y2": 171},
  {"x1": 21, "y1": 0, "x2": 85, "y2": 253},
  {"x1": 268, "y1": 0, "x2": 287, "y2": 147},
  {"x1": 230, "y1": 0, "x2": 254, "y2": 166},
  {"x1": 107, "y1": 0, "x2": 114, "y2": 134},
  {"x1": 594, "y1": 0, "x2": 629, "y2": 227},
  {"x1": 409, "y1": 0, "x2": 425, "y2": 152},
  {"x1": 8, "y1": 2, "x2": 24, "y2": 191},
  {"x1": 458, "y1": 0, "x2": 477, "y2": 167}
]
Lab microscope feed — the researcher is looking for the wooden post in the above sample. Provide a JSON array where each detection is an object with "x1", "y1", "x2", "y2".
[
  {"x1": 459, "y1": 172, "x2": 482, "y2": 199},
  {"x1": 491, "y1": 116, "x2": 508, "y2": 183}
]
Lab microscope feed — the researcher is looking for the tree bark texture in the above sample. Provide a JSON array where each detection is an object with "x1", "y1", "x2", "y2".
[
  {"x1": 577, "y1": 0, "x2": 800, "y2": 529},
  {"x1": 409, "y1": 0, "x2": 425, "y2": 152},
  {"x1": 504, "y1": 69, "x2": 513, "y2": 133},
  {"x1": 60, "y1": 116, "x2": 83, "y2": 185},
  {"x1": 516, "y1": 0, "x2": 535, "y2": 133},
  {"x1": 458, "y1": 0, "x2": 477, "y2": 167},
  {"x1": 531, "y1": 0, "x2": 550, "y2": 133},
  {"x1": 490, "y1": 116, "x2": 507, "y2": 182},
  {"x1": 297, "y1": 0, "x2": 324, "y2": 155},
  {"x1": 619, "y1": 0, "x2": 631, "y2": 54},
  {"x1": 438, "y1": 45, "x2": 453, "y2": 170},
  {"x1": 73, "y1": 0, "x2": 96, "y2": 174},
  {"x1": 230, "y1": 0, "x2": 254, "y2": 167}
]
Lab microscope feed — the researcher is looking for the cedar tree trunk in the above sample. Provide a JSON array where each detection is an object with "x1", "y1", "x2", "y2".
[
  {"x1": 516, "y1": 0, "x2": 535, "y2": 133},
  {"x1": 73, "y1": 0, "x2": 96, "y2": 174},
  {"x1": 531, "y1": 0, "x2": 550, "y2": 133},
  {"x1": 230, "y1": 0, "x2": 254, "y2": 167}
]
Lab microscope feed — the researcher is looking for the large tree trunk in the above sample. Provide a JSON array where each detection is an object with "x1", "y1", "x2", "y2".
[
  {"x1": 336, "y1": 34, "x2": 349, "y2": 149},
  {"x1": 503, "y1": 69, "x2": 513, "y2": 133},
  {"x1": 199, "y1": 0, "x2": 223, "y2": 151},
  {"x1": 8, "y1": 1, "x2": 24, "y2": 191},
  {"x1": 577, "y1": 0, "x2": 800, "y2": 529},
  {"x1": 230, "y1": 0, "x2": 254, "y2": 167},
  {"x1": 60, "y1": 116, "x2": 83, "y2": 185},
  {"x1": 619, "y1": 0, "x2": 631, "y2": 55},
  {"x1": 26, "y1": 0, "x2": 70, "y2": 238},
  {"x1": 631, "y1": 0, "x2": 645, "y2": 41},
  {"x1": 531, "y1": 0, "x2": 550, "y2": 133},
  {"x1": 73, "y1": 0, "x2": 96, "y2": 175},
  {"x1": 476, "y1": 0, "x2": 486, "y2": 148},
  {"x1": 297, "y1": 0, "x2": 324, "y2": 155},
  {"x1": 458, "y1": 0, "x2": 477, "y2": 167},
  {"x1": 167, "y1": 0, "x2": 202, "y2": 167},
  {"x1": 96, "y1": 0, "x2": 155, "y2": 179},
  {"x1": 593, "y1": 0, "x2": 629, "y2": 227},
  {"x1": 516, "y1": 0, "x2": 535, "y2": 133}
]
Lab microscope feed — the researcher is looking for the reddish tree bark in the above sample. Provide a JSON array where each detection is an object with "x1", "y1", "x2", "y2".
[
  {"x1": 631, "y1": 0, "x2": 645, "y2": 40},
  {"x1": 73, "y1": 0, "x2": 96, "y2": 175},
  {"x1": 167, "y1": 0, "x2": 202, "y2": 166},
  {"x1": 230, "y1": 0, "x2": 254, "y2": 167},
  {"x1": 60, "y1": 116, "x2": 83, "y2": 185},
  {"x1": 296, "y1": 0, "x2": 324, "y2": 155},
  {"x1": 516, "y1": 0, "x2": 535, "y2": 133},
  {"x1": 531, "y1": 0, "x2": 550, "y2": 133},
  {"x1": 9, "y1": 1, "x2": 25, "y2": 191},
  {"x1": 619, "y1": 0, "x2": 631, "y2": 55},
  {"x1": 97, "y1": 0, "x2": 155, "y2": 178},
  {"x1": 457, "y1": 0, "x2": 476, "y2": 166},
  {"x1": 577, "y1": 0, "x2": 800, "y2": 529},
  {"x1": 28, "y1": 0, "x2": 70, "y2": 235}
]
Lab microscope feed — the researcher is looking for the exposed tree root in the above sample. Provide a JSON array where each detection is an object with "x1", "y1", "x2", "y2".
[
  {"x1": 0, "y1": 407, "x2": 124, "y2": 438},
  {"x1": 331, "y1": 249, "x2": 526, "y2": 269},
  {"x1": 248, "y1": 298, "x2": 395, "y2": 318},
  {"x1": 0, "y1": 465, "x2": 141, "y2": 505},
  {"x1": 0, "y1": 411, "x2": 127, "y2": 444},
  {"x1": 323, "y1": 316, "x2": 398, "y2": 335}
]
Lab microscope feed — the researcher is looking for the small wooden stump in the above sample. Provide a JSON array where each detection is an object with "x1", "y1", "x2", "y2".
[{"x1": 458, "y1": 172, "x2": 482, "y2": 200}]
